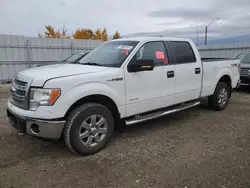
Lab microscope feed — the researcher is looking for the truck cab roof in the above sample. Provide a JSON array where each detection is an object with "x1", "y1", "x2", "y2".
[{"x1": 111, "y1": 37, "x2": 193, "y2": 43}]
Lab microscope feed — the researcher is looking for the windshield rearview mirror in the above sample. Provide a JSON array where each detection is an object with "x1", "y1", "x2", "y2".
[{"x1": 128, "y1": 59, "x2": 154, "y2": 72}]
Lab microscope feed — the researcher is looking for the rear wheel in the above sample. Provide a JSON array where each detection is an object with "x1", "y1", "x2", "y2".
[
  {"x1": 208, "y1": 82, "x2": 230, "y2": 111},
  {"x1": 64, "y1": 103, "x2": 114, "y2": 156}
]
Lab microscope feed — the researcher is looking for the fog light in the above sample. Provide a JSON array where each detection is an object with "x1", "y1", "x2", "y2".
[{"x1": 30, "y1": 124, "x2": 40, "y2": 134}]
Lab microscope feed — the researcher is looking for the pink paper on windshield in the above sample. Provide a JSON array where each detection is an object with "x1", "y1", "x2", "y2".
[
  {"x1": 155, "y1": 51, "x2": 165, "y2": 59},
  {"x1": 122, "y1": 49, "x2": 129, "y2": 54}
]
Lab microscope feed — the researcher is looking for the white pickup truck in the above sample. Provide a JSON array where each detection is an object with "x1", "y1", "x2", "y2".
[{"x1": 7, "y1": 37, "x2": 241, "y2": 156}]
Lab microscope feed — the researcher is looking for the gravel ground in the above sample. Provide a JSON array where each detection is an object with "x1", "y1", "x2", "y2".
[{"x1": 0, "y1": 86, "x2": 250, "y2": 188}]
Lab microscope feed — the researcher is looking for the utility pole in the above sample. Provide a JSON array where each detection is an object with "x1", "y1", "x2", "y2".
[
  {"x1": 189, "y1": 24, "x2": 199, "y2": 46},
  {"x1": 205, "y1": 26, "x2": 208, "y2": 46},
  {"x1": 197, "y1": 25, "x2": 199, "y2": 46},
  {"x1": 205, "y1": 17, "x2": 220, "y2": 46}
]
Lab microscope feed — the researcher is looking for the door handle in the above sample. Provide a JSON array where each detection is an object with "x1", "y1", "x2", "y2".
[
  {"x1": 167, "y1": 71, "x2": 174, "y2": 78},
  {"x1": 195, "y1": 68, "x2": 201, "y2": 74}
]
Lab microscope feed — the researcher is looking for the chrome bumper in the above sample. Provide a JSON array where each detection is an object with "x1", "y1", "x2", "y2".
[
  {"x1": 237, "y1": 80, "x2": 241, "y2": 88},
  {"x1": 7, "y1": 109, "x2": 65, "y2": 139}
]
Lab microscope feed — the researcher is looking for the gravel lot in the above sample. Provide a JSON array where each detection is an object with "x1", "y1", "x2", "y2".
[{"x1": 0, "y1": 85, "x2": 250, "y2": 188}]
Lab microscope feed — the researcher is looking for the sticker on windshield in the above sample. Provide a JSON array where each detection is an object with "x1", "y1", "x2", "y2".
[
  {"x1": 122, "y1": 49, "x2": 129, "y2": 54},
  {"x1": 117, "y1": 45, "x2": 133, "y2": 50},
  {"x1": 155, "y1": 51, "x2": 165, "y2": 59}
]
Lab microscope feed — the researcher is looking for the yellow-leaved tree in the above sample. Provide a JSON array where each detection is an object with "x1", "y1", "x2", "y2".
[
  {"x1": 44, "y1": 25, "x2": 58, "y2": 38},
  {"x1": 73, "y1": 29, "x2": 91, "y2": 39},
  {"x1": 39, "y1": 25, "x2": 70, "y2": 39},
  {"x1": 87, "y1": 29, "x2": 94, "y2": 38},
  {"x1": 38, "y1": 25, "x2": 120, "y2": 41},
  {"x1": 101, "y1": 28, "x2": 108, "y2": 41},
  {"x1": 93, "y1": 29, "x2": 102, "y2": 40},
  {"x1": 113, "y1": 31, "x2": 121, "y2": 39}
]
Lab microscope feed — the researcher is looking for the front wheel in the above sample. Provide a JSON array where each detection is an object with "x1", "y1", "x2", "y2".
[
  {"x1": 208, "y1": 82, "x2": 230, "y2": 111},
  {"x1": 64, "y1": 103, "x2": 114, "y2": 156}
]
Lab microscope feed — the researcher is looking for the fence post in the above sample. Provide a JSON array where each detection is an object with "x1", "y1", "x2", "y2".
[
  {"x1": 71, "y1": 41, "x2": 74, "y2": 55},
  {"x1": 26, "y1": 39, "x2": 31, "y2": 68}
]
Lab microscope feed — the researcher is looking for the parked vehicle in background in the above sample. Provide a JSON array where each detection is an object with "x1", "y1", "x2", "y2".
[
  {"x1": 36, "y1": 52, "x2": 88, "y2": 67},
  {"x1": 61, "y1": 52, "x2": 89, "y2": 64},
  {"x1": 236, "y1": 52, "x2": 250, "y2": 86},
  {"x1": 7, "y1": 37, "x2": 240, "y2": 156}
]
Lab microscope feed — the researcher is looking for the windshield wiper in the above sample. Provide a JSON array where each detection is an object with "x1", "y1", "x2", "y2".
[{"x1": 81, "y1": 62, "x2": 101, "y2": 66}]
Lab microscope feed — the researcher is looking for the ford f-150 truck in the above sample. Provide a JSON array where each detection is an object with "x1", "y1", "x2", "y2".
[{"x1": 7, "y1": 37, "x2": 241, "y2": 156}]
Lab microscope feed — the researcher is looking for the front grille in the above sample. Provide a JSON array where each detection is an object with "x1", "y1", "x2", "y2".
[
  {"x1": 240, "y1": 77, "x2": 250, "y2": 84},
  {"x1": 240, "y1": 68, "x2": 249, "y2": 76},
  {"x1": 11, "y1": 79, "x2": 28, "y2": 109}
]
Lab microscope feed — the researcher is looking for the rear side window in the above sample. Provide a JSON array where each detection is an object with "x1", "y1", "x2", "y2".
[{"x1": 169, "y1": 41, "x2": 196, "y2": 64}]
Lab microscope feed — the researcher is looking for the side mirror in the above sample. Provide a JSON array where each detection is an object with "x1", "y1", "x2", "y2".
[{"x1": 128, "y1": 59, "x2": 154, "y2": 72}]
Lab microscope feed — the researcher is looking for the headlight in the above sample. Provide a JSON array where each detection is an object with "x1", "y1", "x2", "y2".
[{"x1": 29, "y1": 88, "x2": 61, "y2": 110}]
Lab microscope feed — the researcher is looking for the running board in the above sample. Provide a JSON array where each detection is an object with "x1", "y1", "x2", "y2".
[{"x1": 125, "y1": 101, "x2": 201, "y2": 126}]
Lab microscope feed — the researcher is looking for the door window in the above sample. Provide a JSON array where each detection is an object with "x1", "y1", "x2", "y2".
[
  {"x1": 134, "y1": 42, "x2": 169, "y2": 66},
  {"x1": 169, "y1": 41, "x2": 196, "y2": 64}
]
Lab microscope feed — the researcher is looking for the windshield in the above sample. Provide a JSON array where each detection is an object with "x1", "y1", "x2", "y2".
[
  {"x1": 236, "y1": 53, "x2": 245, "y2": 59},
  {"x1": 79, "y1": 41, "x2": 139, "y2": 67},
  {"x1": 237, "y1": 53, "x2": 250, "y2": 64},
  {"x1": 64, "y1": 53, "x2": 84, "y2": 62}
]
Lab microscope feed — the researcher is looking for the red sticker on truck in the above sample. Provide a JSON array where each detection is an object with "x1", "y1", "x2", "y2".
[
  {"x1": 155, "y1": 51, "x2": 165, "y2": 59},
  {"x1": 122, "y1": 49, "x2": 129, "y2": 54},
  {"x1": 164, "y1": 58, "x2": 168, "y2": 64}
]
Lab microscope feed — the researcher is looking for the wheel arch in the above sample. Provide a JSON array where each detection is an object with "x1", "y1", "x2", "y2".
[{"x1": 65, "y1": 94, "x2": 120, "y2": 120}]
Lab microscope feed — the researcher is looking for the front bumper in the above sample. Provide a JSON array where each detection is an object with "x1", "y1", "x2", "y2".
[
  {"x1": 240, "y1": 76, "x2": 250, "y2": 86},
  {"x1": 7, "y1": 109, "x2": 65, "y2": 139},
  {"x1": 236, "y1": 80, "x2": 241, "y2": 88}
]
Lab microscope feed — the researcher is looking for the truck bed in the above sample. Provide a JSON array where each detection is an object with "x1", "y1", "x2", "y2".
[{"x1": 201, "y1": 58, "x2": 240, "y2": 97}]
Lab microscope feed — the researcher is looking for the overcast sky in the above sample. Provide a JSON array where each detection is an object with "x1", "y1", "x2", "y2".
[{"x1": 1, "y1": 0, "x2": 250, "y2": 40}]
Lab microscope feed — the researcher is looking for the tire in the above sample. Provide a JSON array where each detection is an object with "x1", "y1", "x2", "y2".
[
  {"x1": 208, "y1": 82, "x2": 230, "y2": 111},
  {"x1": 64, "y1": 103, "x2": 114, "y2": 156}
]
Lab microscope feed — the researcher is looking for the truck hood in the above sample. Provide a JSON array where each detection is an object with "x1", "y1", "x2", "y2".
[
  {"x1": 36, "y1": 61, "x2": 65, "y2": 67},
  {"x1": 240, "y1": 64, "x2": 250, "y2": 69},
  {"x1": 18, "y1": 64, "x2": 108, "y2": 86}
]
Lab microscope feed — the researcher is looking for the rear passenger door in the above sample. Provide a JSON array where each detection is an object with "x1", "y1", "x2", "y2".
[{"x1": 168, "y1": 41, "x2": 202, "y2": 104}]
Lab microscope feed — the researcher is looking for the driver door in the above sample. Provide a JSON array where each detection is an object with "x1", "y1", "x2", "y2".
[{"x1": 124, "y1": 41, "x2": 175, "y2": 117}]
